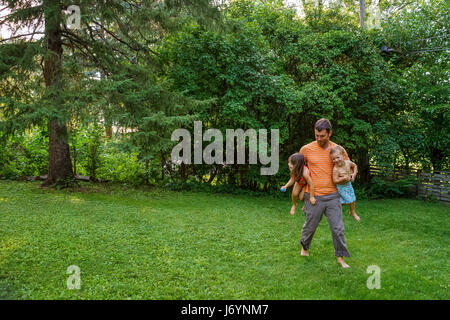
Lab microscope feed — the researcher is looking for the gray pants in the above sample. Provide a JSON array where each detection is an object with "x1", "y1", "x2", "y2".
[{"x1": 301, "y1": 192, "x2": 351, "y2": 257}]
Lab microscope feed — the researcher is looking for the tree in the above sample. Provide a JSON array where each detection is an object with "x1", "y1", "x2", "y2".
[
  {"x1": 230, "y1": 0, "x2": 403, "y2": 183},
  {"x1": 0, "y1": 0, "x2": 222, "y2": 186},
  {"x1": 161, "y1": 19, "x2": 297, "y2": 187},
  {"x1": 43, "y1": 0, "x2": 73, "y2": 185},
  {"x1": 380, "y1": 0, "x2": 449, "y2": 171}
]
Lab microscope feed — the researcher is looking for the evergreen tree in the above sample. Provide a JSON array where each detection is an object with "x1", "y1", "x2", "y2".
[{"x1": 0, "y1": 0, "x2": 221, "y2": 186}]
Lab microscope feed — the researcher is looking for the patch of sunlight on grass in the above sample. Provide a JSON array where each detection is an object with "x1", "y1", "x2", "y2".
[
  {"x1": 140, "y1": 207, "x2": 158, "y2": 214},
  {"x1": 0, "y1": 238, "x2": 27, "y2": 267},
  {"x1": 69, "y1": 196, "x2": 84, "y2": 204},
  {"x1": 0, "y1": 197, "x2": 8, "y2": 203}
]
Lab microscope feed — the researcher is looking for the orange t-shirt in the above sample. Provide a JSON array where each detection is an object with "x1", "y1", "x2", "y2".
[{"x1": 299, "y1": 141, "x2": 349, "y2": 196}]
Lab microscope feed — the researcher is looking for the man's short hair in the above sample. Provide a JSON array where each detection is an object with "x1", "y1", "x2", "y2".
[{"x1": 315, "y1": 118, "x2": 332, "y2": 133}]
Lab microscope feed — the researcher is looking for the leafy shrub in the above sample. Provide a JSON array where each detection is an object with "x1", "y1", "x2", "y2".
[
  {"x1": 72, "y1": 125, "x2": 104, "y2": 180},
  {"x1": 0, "y1": 128, "x2": 48, "y2": 179},
  {"x1": 96, "y1": 143, "x2": 146, "y2": 185},
  {"x1": 366, "y1": 176, "x2": 419, "y2": 199},
  {"x1": 164, "y1": 181, "x2": 290, "y2": 199},
  {"x1": 352, "y1": 182, "x2": 370, "y2": 200}
]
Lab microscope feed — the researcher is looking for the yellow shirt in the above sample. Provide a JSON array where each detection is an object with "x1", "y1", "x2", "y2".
[{"x1": 299, "y1": 141, "x2": 349, "y2": 196}]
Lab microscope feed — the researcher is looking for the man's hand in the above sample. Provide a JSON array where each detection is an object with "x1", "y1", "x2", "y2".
[{"x1": 310, "y1": 196, "x2": 316, "y2": 205}]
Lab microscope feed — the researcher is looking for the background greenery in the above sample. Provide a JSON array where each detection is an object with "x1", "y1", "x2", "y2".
[
  {"x1": 0, "y1": 1, "x2": 448, "y2": 301},
  {"x1": 0, "y1": 0, "x2": 448, "y2": 192}
]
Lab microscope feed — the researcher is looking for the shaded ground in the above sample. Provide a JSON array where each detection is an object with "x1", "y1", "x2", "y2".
[{"x1": 0, "y1": 181, "x2": 449, "y2": 299}]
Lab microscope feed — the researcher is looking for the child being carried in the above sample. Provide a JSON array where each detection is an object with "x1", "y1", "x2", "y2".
[
  {"x1": 281, "y1": 153, "x2": 316, "y2": 215},
  {"x1": 330, "y1": 146, "x2": 360, "y2": 221}
]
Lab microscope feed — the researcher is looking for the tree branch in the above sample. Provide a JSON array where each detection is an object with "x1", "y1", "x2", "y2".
[
  {"x1": 29, "y1": 12, "x2": 43, "y2": 42},
  {"x1": 90, "y1": 20, "x2": 139, "y2": 51},
  {"x1": 61, "y1": 27, "x2": 110, "y2": 76},
  {"x1": 83, "y1": 21, "x2": 140, "y2": 63},
  {"x1": 91, "y1": 19, "x2": 161, "y2": 57},
  {"x1": 0, "y1": 6, "x2": 10, "y2": 14},
  {"x1": 0, "y1": 32, "x2": 45, "y2": 43}
]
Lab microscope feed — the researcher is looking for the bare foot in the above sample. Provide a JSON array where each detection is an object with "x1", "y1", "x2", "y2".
[
  {"x1": 300, "y1": 248, "x2": 309, "y2": 256},
  {"x1": 290, "y1": 205, "x2": 296, "y2": 215},
  {"x1": 337, "y1": 257, "x2": 350, "y2": 268},
  {"x1": 350, "y1": 212, "x2": 360, "y2": 221}
]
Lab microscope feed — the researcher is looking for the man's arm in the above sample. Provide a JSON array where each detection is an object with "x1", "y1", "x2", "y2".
[
  {"x1": 299, "y1": 145, "x2": 307, "y2": 160},
  {"x1": 303, "y1": 175, "x2": 315, "y2": 198},
  {"x1": 303, "y1": 170, "x2": 316, "y2": 204}
]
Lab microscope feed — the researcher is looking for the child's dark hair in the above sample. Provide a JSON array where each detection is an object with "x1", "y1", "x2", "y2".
[{"x1": 288, "y1": 153, "x2": 305, "y2": 182}]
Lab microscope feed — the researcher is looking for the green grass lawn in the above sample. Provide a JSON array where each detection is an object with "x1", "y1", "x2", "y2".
[{"x1": 0, "y1": 181, "x2": 449, "y2": 300}]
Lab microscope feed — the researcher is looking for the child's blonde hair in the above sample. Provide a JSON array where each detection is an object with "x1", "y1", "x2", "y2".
[{"x1": 330, "y1": 145, "x2": 345, "y2": 156}]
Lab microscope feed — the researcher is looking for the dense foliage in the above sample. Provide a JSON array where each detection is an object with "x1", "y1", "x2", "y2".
[{"x1": 0, "y1": 0, "x2": 448, "y2": 196}]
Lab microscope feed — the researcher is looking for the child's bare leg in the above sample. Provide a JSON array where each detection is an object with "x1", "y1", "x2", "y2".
[
  {"x1": 299, "y1": 187, "x2": 305, "y2": 212},
  {"x1": 349, "y1": 202, "x2": 360, "y2": 221},
  {"x1": 290, "y1": 182, "x2": 301, "y2": 215},
  {"x1": 299, "y1": 187, "x2": 305, "y2": 201}
]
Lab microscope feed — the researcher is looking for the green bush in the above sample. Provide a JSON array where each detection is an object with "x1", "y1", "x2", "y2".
[
  {"x1": 71, "y1": 125, "x2": 104, "y2": 180},
  {"x1": 96, "y1": 144, "x2": 146, "y2": 185},
  {"x1": 366, "y1": 176, "x2": 419, "y2": 199},
  {"x1": 352, "y1": 182, "x2": 370, "y2": 200},
  {"x1": 0, "y1": 128, "x2": 48, "y2": 179},
  {"x1": 164, "y1": 181, "x2": 290, "y2": 199}
]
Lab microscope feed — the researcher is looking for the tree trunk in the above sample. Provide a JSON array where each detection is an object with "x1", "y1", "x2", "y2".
[
  {"x1": 105, "y1": 125, "x2": 113, "y2": 139},
  {"x1": 404, "y1": 152, "x2": 410, "y2": 173},
  {"x1": 430, "y1": 146, "x2": 444, "y2": 171},
  {"x1": 145, "y1": 159, "x2": 150, "y2": 185},
  {"x1": 73, "y1": 145, "x2": 77, "y2": 176},
  {"x1": 45, "y1": 120, "x2": 74, "y2": 185},
  {"x1": 42, "y1": 1, "x2": 73, "y2": 186},
  {"x1": 239, "y1": 164, "x2": 248, "y2": 187},
  {"x1": 208, "y1": 165, "x2": 222, "y2": 184},
  {"x1": 228, "y1": 165, "x2": 237, "y2": 185},
  {"x1": 180, "y1": 162, "x2": 187, "y2": 182},
  {"x1": 90, "y1": 147, "x2": 97, "y2": 182},
  {"x1": 161, "y1": 152, "x2": 166, "y2": 181},
  {"x1": 358, "y1": 150, "x2": 370, "y2": 184}
]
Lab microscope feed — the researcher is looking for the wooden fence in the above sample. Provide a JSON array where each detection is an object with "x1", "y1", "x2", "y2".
[
  {"x1": 369, "y1": 166, "x2": 450, "y2": 205},
  {"x1": 417, "y1": 172, "x2": 450, "y2": 204}
]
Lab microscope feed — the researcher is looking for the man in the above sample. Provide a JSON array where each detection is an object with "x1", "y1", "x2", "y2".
[{"x1": 299, "y1": 118, "x2": 351, "y2": 268}]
